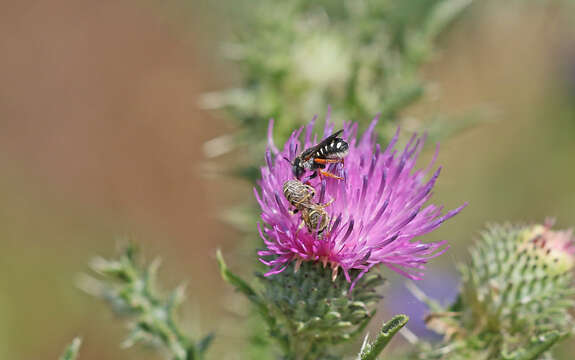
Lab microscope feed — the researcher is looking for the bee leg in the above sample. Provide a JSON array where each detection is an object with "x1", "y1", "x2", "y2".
[
  {"x1": 302, "y1": 172, "x2": 317, "y2": 186},
  {"x1": 321, "y1": 198, "x2": 334, "y2": 208},
  {"x1": 304, "y1": 185, "x2": 316, "y2": 197},
  {"x1": 319, "y1": 170, "x2": 343, "y2": 180},
  {"x1": 307, "y1": 172, "x2": 318, "y2": 181},
  {"x1": 304, "y1": 192, "x2": 315, "y2": 204},
  {"x1": 314, "y1": 158, "x2": 343, "y2": 165}
]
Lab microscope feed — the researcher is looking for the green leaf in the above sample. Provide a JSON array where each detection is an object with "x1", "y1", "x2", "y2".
[
  {"x1": 197, "y1": 333, "x2": 215, "y2": 355},
  {"x1": 345, "y1": 311, "x2": 376, "y2": 343},
  {"x1": 82, "y1": 245, "x2": 209, "y2": 360},
  {"x1": 216, "y1": 250, "x2": 290, "y2": 353},
  {"x1": 59, "y1": 337, "x2": 82, "y2": 360},
  {"x1": 359, "y1": 314, "x2": 409, "y2": 360},
  {"x1": 215, "y1": 249, "x2": 272, "y2": 319},
  {"x1": 216, "y1": 249, "x2": 259, "y2": 300}
]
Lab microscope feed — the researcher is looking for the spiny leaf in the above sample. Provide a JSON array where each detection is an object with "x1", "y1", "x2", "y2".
[
  {"x1": 501, "y1": 331, "x2": 568, "y2": 360},
  {"x1": 359, "y1": 314, "x2": 409, "y2": 360},
  {"x1": 59, "y1": 337, "x2": 82, "y2": 360},
  {"x1": 82, "y1": 246, "x2": 209, "y2": 360},
  {"x1": 345, "y1": 311, "x2": 376, "y2": 343}
]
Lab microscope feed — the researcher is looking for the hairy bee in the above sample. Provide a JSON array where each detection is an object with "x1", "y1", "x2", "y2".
[
  {"x1": 282, "y1": 179, "x2": 333, "y2": 236},
  {"x1": 300, "y1": 201, "x2": 332, "y2": 235},
  {"x1": 289, "y1": 129, "x2": 349, "y2": 180},
  {"x1": 283, "y1": 179, "x2": 316, "y2": 210}
]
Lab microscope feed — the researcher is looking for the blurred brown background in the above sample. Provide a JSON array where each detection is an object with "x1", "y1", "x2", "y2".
[{"x1": 1, "y1": 0, "x2": 574, "y2": 359}]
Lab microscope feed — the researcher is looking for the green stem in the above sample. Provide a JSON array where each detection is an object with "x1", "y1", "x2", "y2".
[{"x1": 359, "y1": 315, "x2": 409, "y2": 360}]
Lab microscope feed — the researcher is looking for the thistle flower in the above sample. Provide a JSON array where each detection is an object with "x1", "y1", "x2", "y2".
[{"x1": 256, "y1": 113, "x2": 466, "y2": 285}]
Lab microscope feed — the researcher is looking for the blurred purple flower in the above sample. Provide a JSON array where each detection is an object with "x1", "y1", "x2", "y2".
[
  {"x1": 255, "y1": 112, "x2": 467, "y2": 285},
  {"x1": 387, "y1": 270, "x2": 460, "y2": 339}
]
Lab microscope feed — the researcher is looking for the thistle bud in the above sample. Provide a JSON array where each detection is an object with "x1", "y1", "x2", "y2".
[{"x1": 424, "y1": 223, "x2": 575, "y2": 359}]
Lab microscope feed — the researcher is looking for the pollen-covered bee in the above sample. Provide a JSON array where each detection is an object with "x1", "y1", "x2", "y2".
[
  {"x1": 283, "y1": 179, "x2": 316, "y2": 210},
  {"x1": 300, "y1": 201, "x2": 332, "y2": 235},
  {"x1": 283, "y1": 179, "x2": 333, "y2": 236},
  {"x1": 289, "y1": 129, "x2": 349, "y2": 180}
]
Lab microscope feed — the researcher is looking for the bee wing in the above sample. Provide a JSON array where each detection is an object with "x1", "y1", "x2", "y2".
[
  {"x1": 301, "y1": 129, "x2": 344, "y2": 160},
  {"x1": 320, "y1": 129, "x2": 344, "y2": 145}
]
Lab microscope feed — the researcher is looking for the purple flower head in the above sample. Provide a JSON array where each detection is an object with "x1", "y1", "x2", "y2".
[{"x1": 256, "y1": 112, "x2": 467, "y2": 285}]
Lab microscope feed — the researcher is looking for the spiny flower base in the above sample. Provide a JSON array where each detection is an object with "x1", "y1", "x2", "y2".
[
  {"x1": 461, "y1": 224, "x2": 574, "y2": 337},
  {"x1": 419, "y1": 223, "x2": 575, "y2": 360},
  {"x1": 258, "y1": 261, "x2": 385, "y2": 358}
]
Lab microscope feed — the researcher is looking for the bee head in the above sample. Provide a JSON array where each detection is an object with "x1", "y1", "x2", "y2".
[{"x1": 292, "y1": 157, "x2": 305, "y2": 179}]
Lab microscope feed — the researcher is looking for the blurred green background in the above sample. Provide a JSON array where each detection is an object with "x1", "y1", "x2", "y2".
[{"x1": 1, "y1": 0, "x2": 575, "y2": 359}]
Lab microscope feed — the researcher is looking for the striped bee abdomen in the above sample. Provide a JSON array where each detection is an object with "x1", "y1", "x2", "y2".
[
  {"x1": 302, "y1": 205, "x2": 330, "y2": 234},
  {"x1": 314, "y1": 138, "x2": 349, "y2": 159},
  {"x1": 283, "y1": 180, "x2": 315, "y2": 210}
]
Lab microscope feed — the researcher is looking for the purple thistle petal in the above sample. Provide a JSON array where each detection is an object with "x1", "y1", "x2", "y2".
[
  {"x1": 360, "y1": 115, "x2": 379, "y2": 148},
  {"x1": 265, "y1": 150, "x2": 273, "y2": 171},
  {"x1": 267, "y1": 118, "x2": 279, "y2": 155},
  {"x1": 342, "y1": 220, "x2": 355, "y2": 243},
  {"x1": 331, "y1": 213, "x2": 343, "y2": 233},
  {"x1": 305, "y1": 115, "x2": 318, "y2": 146},
  {"x1": 264, "y1": 265, "x2": 289, "y2": 276},
  {"x1": 377, "y1": 232, "x2": 400, "y2": 248},
  {"x1": 319, "y1": 180, "x2": 326, "y2": 204},
  {"x1": 349, "y1": 267, "x2": 371, "y2": 293}
]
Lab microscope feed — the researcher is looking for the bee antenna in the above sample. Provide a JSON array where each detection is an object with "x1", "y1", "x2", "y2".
[{"x1": 282, "y1": 156, "x2": 292, "y2": 164}]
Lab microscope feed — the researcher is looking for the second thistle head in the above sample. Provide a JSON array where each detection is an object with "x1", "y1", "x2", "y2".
[{"x1": 452, "y1": 222, "x2": 575, "y2": 343}]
